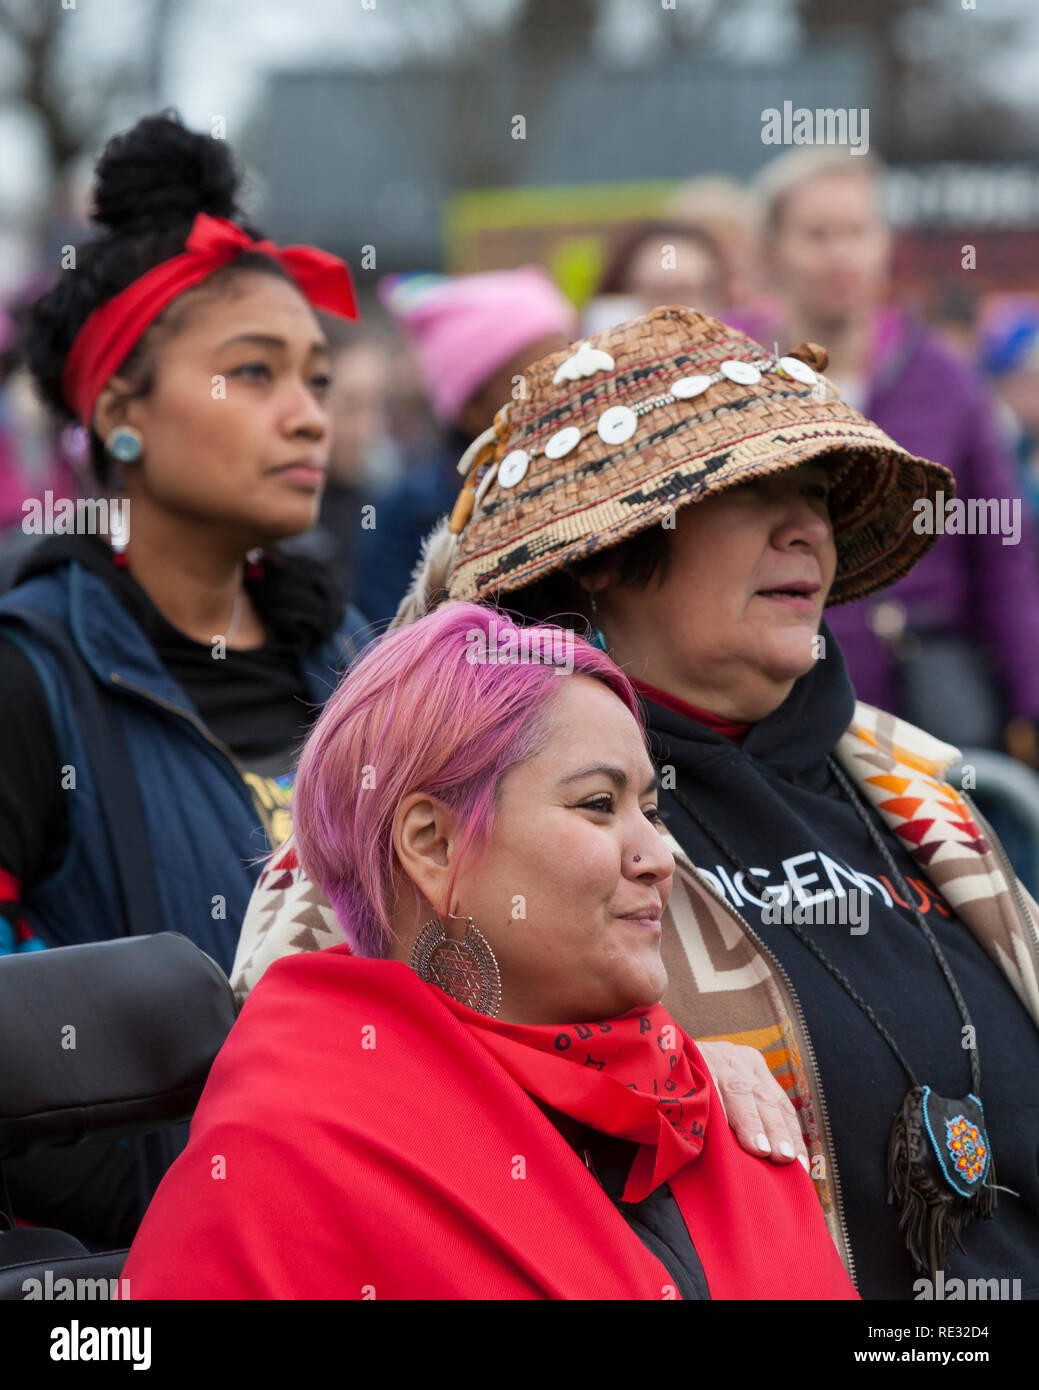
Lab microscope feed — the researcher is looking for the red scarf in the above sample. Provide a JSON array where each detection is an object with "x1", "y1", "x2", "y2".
[
  {"x1": 437, "y1": 999, "x2": 710, "y2": 1202},
  {"x1": 121, "y1": 950, "x2": 856, "y2": 1300},
  {"x1": 631, "y1": 678, "x2": 754, "y2": 745}
]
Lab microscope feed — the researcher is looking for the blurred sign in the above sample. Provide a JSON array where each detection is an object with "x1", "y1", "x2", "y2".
[
  {"x1": 446, "y1": 165, "x2": 1039, "y2": 312},
  {"x1": 887, "y1": 164, "x2": 1039, "y2": 228},
  {"x1": 443, "y1": 180, "x2": 678, "y2": 304}
]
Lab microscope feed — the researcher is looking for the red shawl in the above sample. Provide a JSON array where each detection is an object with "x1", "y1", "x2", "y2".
[{"x1": 121, "y1": 948, "x2": 856, "y2": 1300}]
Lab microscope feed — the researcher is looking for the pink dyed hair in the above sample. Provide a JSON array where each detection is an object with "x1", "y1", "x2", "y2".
[{"x1": 292, "y1": 601, "x2": 643, "y2": 958}]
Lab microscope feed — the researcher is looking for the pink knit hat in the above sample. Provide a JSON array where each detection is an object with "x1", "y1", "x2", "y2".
[{"x1": 378, "y1": 268, "x2": 579, "y2": 425}]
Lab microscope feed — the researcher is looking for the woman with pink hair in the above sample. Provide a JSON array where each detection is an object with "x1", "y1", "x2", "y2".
[{"x1": 121, "y1": 603, "x2": 856, "y2": 1301}]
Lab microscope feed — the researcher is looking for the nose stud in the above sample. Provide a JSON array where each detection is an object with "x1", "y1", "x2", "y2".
[{"x1": 632, "y1": 854, "x2": 642, "y2": 864}]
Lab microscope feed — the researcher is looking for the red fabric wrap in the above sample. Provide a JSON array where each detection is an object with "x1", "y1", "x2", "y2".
[
  {"x1": 120, "y1": 949, "x2": 857, "y2": 1300},
  {"x1": 61, "y1": 212, "x2": 359, "y2": 424},
  {"x1": 438, "y1": 999, "x2": 711, "y2": 1203}
]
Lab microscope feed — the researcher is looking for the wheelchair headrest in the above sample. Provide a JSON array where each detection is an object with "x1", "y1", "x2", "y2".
[{"x1": 0, "y1": 933, "x2": 239, "y2": 1159}]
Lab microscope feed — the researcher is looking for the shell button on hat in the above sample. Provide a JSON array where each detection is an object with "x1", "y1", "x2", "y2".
[{"x1": 497, "y1": 450, "x2": 531, "y2": 489}]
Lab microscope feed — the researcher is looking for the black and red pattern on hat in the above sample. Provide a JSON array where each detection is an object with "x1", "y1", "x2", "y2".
[{"x1": 440, "y1": 305, "x2": 953, "y2": 609}]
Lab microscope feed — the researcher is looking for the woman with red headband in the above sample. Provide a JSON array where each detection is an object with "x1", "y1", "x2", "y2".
[{"x1": 0, "y1": 111, "x2": 367, "y2": 1247}]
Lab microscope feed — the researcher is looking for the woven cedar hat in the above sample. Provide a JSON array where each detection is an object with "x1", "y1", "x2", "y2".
[{"x1": 394, "y1": 306, "x2": 953, "y2": 624}]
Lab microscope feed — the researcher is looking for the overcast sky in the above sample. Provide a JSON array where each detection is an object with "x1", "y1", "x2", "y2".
[{"x1": 1, "y1": 0, "x2": 1037, "y2": 222}]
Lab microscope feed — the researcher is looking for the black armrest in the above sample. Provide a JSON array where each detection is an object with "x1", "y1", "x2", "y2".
[{"x1": 0, "y1": 933, "x2": 239, "y2": 1158}]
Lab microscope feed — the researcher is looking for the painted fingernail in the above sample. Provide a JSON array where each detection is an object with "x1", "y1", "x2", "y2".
[
  {"x1": 779, "y1": 1140, "x2": 795, "y2": 1158},
  {"x1": 798, "y1": 1154, "x2": 810, "y2": 1173},
  {"x1": 756, "y1": 1132, "x2": 771, "y2": 1153}
]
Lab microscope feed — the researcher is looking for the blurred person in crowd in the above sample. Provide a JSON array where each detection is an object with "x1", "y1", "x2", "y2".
[
  {"x1": 124, "y1": 602, "x2": 855, "y2": 1301},
  {"x1": 586, "y1": 219, "x2": 727, "y2": 334},
  {"x1": 928, "y1": 283, "x2": 982, "y2": 366},
  {"x1": 383, "y1": 334, "x2": 442, "y2": 460},
  {"x1": 238, "y1": 309, "x2": 1039, "y2": 1300},
  {"x1": 0, "y1": 305, "x2": 25, "y2": 530},
  {"x1": 324, "y1": 327, "x2": 400, "y2": 492},
  {"x1": 0, "y1": 111, "x2": 368, "y2": 1247},
  {"x1": 280, "y1": 323, "x2": 402, "y2": 600},
  {"x1": 740, "y1": 147, "x2": 1039, "y2": 775},
  {"x1": 981, "y1": 303, "x2": 1039, "y2": 522},
  {"x1": 353, "y1": 267, "x2": 577, "y2": 624},
  {"x1": 666, "y1": 175, "x2": 764, "y2": 310},
  {"x1": 0, "y1": 296, "x2": 83, "y2": 590}
]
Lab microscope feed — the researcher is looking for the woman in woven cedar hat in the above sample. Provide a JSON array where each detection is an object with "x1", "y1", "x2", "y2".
[
  {"x1": 234, "y1": 305, "x2": 1039, "y2": 1299},
  {"x1": 399, "y1": 304, "x2": 1039, "y2": 1299}
]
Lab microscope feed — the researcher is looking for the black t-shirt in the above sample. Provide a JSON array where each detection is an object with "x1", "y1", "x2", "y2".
[
  {"x1": 643, "y1": 634, "x2": 1039, "y2": 1300},
  {"x1": 0, "y1": 534, "x2": 343, "y2": 890}
]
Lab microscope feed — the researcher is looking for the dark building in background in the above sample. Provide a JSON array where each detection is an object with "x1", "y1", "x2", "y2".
[{"x1": 252, "y1": 46, "x2": 874, "y2": 269}]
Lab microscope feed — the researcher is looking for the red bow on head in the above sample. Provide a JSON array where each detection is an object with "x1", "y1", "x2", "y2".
[
  {"x1": 62, "y1": 212, "x2": 360, "y2": 424},
  {"x1": 183, "y1": 214, "x2": 359, "y2": 322}
]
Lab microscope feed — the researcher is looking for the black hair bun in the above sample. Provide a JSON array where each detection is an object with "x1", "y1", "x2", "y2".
[{"x1": 91, "y1": 109, "x2": 240, "y2": 234}]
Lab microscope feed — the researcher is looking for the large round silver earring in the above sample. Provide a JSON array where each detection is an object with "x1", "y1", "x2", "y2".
[
  {"x1": 104, "y1": 425, "x2": 144, "y2": 494},
  {"x1": 410, "y1": 913, "x2": 502, "y2": 1018},
  {"x1": 104, "y1": 424, "x2": 143, "y2": 464}
]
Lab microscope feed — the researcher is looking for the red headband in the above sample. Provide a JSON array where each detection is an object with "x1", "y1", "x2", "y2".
[{"x1": 61, "y1": 212, "x2": 360, "y2": 425}]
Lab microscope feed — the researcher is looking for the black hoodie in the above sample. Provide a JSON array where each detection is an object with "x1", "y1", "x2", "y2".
[{"x1": 643, "y1": 629, "x2": 1039, "y2": 1299}]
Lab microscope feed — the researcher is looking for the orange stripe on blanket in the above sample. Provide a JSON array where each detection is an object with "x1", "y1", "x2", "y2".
[
  {"x1": 866, "y1": 774, "x2": 913, "y2": 795},
  {"x1": 877, "y1": 795, "x2": 925, "y2": 819},
  {"x1": 697, "y1": 1023, "x2": 789, "y2": 1051},
  {"x1": 763, "y1": 1045, "x2": 796, "y2": 1070},
  {"x1": 850, "y1": 725, "x2": 945, "y2": 777},
  {"x1": 889, "y1": 743, "x2": 945, "y2": 776}
]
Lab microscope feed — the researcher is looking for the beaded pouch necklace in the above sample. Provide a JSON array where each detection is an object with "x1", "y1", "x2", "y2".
[{"x1": 668, "y1": 755, "x2": 1000, "y2": 1275}]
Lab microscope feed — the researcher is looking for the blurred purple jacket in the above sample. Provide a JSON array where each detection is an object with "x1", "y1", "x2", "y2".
[{"x1": 734, "y1": 305, "x2": 1039, "y2": 721}]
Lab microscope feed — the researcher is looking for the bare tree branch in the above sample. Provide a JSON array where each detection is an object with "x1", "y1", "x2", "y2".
[
  {"x1": 0, "y1": 0, "x2": 35, "y2": 44},
  {"x1": 795, "y1": 0, "x2": 1033, "y2": 159}
]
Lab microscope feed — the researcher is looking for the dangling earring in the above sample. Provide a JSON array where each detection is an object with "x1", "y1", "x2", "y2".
[
  {"x1": 104, "y1": 426, "x2": 143, "y2": 569},
  {"x1": 245, "y1": 547, "x2": 264, "y2": 582},
  {"x1": 411, "y1": 912, "x2": 502, "y2": 1017},
  {"x1": 587, "y1": 591, "x2": 607, "y2": 651}
]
